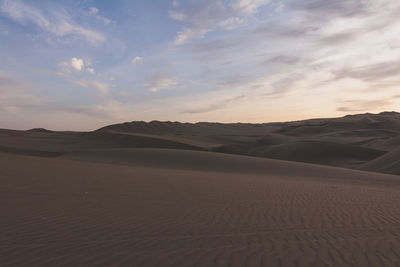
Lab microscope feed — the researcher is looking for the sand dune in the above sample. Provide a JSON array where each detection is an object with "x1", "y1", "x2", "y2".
[
  {"x1": 257, "y1": 133, "x2": 295, "y2": 145},
  {"x1": 2, "y1": 151, "x2": 400, "y2": 266},
  {"x1": 360, "y1": 147, "x2": 400, "y2": 174},
  {"x1": 308, "y1": 129, "x2": 399, "y2": 148},
  {"x1": 1, "y1": 111, "x2": 400, "y2": 173},
  {"x1": 2, "y1": 112, "x2": 400, "y2": 266},
  {"x1": 274, "y1": 112, "x2": 400, "y2": 137},
  {"x1": 60, "y1": 148, "x2": 390, "y2": 181},
  {"x1": 92, "y1": 112, "x2": 400, "y2": 173},
  {"x1": 98, "y1": 120, "x2": 277, "y2": 136},
  {"x1": 249, "y1": 141, "x2": 385, "y2": 167},
  {"x1": 79, "y1": 131, "x2": 204, "y2": 150}
]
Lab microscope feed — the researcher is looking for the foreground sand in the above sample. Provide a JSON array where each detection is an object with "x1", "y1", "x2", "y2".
[{"x1": 2, "y1": 151, "x2": 400, "y2": 266}]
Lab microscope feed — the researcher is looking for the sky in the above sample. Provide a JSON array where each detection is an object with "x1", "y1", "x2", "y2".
[{"x1": 1, "y1": 0, "x2": 400, "y2": 130}]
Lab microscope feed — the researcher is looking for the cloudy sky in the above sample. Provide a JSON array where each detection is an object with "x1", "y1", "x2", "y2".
[{"x1": 1, "y1": 0, "x2": 400, "y2": 130}]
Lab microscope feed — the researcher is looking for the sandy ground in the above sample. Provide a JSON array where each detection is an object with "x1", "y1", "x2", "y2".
[
  {"x1": 2, "y1": 112, "x2": 400, "y2": 266},
  {"x1": 2, "y1": 151, "x2": 400, "y2": 266}
]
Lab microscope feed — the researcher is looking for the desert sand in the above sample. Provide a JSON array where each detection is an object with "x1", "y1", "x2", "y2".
[{"x1": 2, "y1": 112, "x2": 400, "y2": 266}]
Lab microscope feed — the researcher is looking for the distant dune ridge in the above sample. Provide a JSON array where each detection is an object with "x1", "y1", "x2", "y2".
[
  {"x1": 2, "y1": 111, "x2": 400, "y2": 266},
  {"x1": 2, "y1": 111, "x2": 399, "y2": 174}
]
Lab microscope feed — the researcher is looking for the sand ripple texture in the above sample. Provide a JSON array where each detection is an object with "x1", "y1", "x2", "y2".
[{"x1": 2, "y1": 152, "x2": 400, "y2": 267}]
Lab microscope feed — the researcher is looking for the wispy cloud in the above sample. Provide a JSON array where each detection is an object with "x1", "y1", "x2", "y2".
[
  {"x1": 0, "y1": 73, "x2": 45, "y2": 114},
  {"x1": 0, "y1": 73, "x2": 122, "y2": 129},
  {"x1": 0, "y1": 74, "x2": 19, "y2": 87},
  {"x1": 145, "y1": 74, "x2": 178, "y2": 92},
  {"x1": 263, "y1": 55, "x2": 301, "y2": 65},
  {"x1": 218, "y1": 16, "x2": 247, "y2": 30},
  {"x1": 173, "y1": 28, "x2": 204, "y2": 45},
  {"x1": 86, "y1": 6, "x2": 112, "y2": 25},
  {"x1": 0, "y1": 0, "x2": 105, "y2": 44},
  {"x1": 333, "y1": 61, "x2": 400, "y2": 82},
  {"x1": 337, "y1": 95, "x2": 400, "y2": 113},
  {"x1": 218, "y1": 74, "x2": 252, "y2": 88},
  {"x1": 86, "y1": 68, "x2": 95, "y2": 74},
  {"x1": 73, "y1": 80, "x2": 114, "y2": 97},
  {"x1": 181, "y1": 95, "x2": 245, "y2": 114},
  {"x1": 231, "y1": 0, "x2": 270, "y2": 15},
  {"x1": 169, "y1": 0, "x2": 270, "y2": 45},
  {"x1": 131, "y1": 56, "x2": 143, "y2": 65}
]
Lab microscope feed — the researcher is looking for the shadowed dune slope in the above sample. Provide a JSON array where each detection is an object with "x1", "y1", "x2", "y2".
[
  {"x1": 97, "y1": 120, "x2": 278, "y2": 136},
  {"x1": 2, "y1": 152, "x2": 400, "y2": 266},
  {"x1": 0, "y1": 128, "x2": 82, "y2": 155},
  {"x1": 249, "y1": 141, "x2": 385, "y2": 167},
  {"x1": 61, "y1": 148, "x2": 396, "y2": 184},
  {"x1": 0, "y1": 128, "x2": 205, "y2": 156},
  {"x1": 78, "y1": 131, "x2": 204, "y2": 150},
  {"x1": 307, "y1": 129, "x2": 399, "y2": 150},
  {"x1": 360, "y1": 147, "x2": 400, "y2": 174},
  {"x1": 274, "y1": 111, "x2": 400, "y2": 137}
]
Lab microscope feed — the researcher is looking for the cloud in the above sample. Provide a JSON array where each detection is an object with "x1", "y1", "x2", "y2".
[
  {"x1": 264, "y1": 55, "x2": 301, "y2": 65},
  {"x1": 54, "y1": 100, "x2": 126, "y2": 120},
  {"x1": 0, "y1": 74, "x2": 19, "y2": 87},
  {"x1": 73, "y1": 80, "x2": 114, "y2": 96},
  {"x1": 337, "y1": 95, "x2": 400, "y2": 112},
  {"x1": 58, "y1": 57, "x2": 96, "y2": 74},
  {"x1": 181, "y1": 95, "x2": 245, "y2": 114},
  {"x1": 186, "y1": 38, "x2": 240, "y2": 55},
  {"x1": 131, "y1": 56, "x2": 143, "y2": 65},
  {"x1": 169, "y1": 10, "x2": 185, "y2": 21},
  {"x1": 218, "y1": 74, "x2": 252, "y2": 88},
  {"x1": 69, "y1": 57, "x2": 84, "y2": 71},
  {"x1": 145, "y1": 74, "x2": 178, "y2": 92},
  {"x1": 218, "y1": 16, "x2": 247, "y2": 30},
  {"x1": 0, "y1": 72, "x2": 121, "y2": 129},
  {"x1": 88, "y1": 7, "x2": 98, "y2": 15},
  {"x1": 269, "y1": 74, "x2": 303, "y2": 92},
  {"x1": 173, "y1": 28, "x2": 203, "y2": 45},
  {"x1": 4, "y1": 0, "x2": 400, "y2": 128},
  {"x1": 0, "y1": 0, "x2": 105, "y2": 44},
  {"x1": 333, "y1": 61, "x2": 400, "y2": 82},
  {"x1": 169, "y1": 0, "x2": 270, "y2": 45},
  {"x1": 86, "y1": 68, "x2": 95, "y2": 74},
  {"x1": 165, "y1": 0, "x2": 400, "y2": 120},
  {"x1": 287, "y1": 0, "x2": 365, "y2": 18},
  {"x1": 0, "y1": 73, "x2": 45, "y2": 114},
  {"x1": 86, "y1": 6, "x2": 112, "y2": 25},
  {"x1": 231, "y1": 0, "x2": 270, "y2": 15}
]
